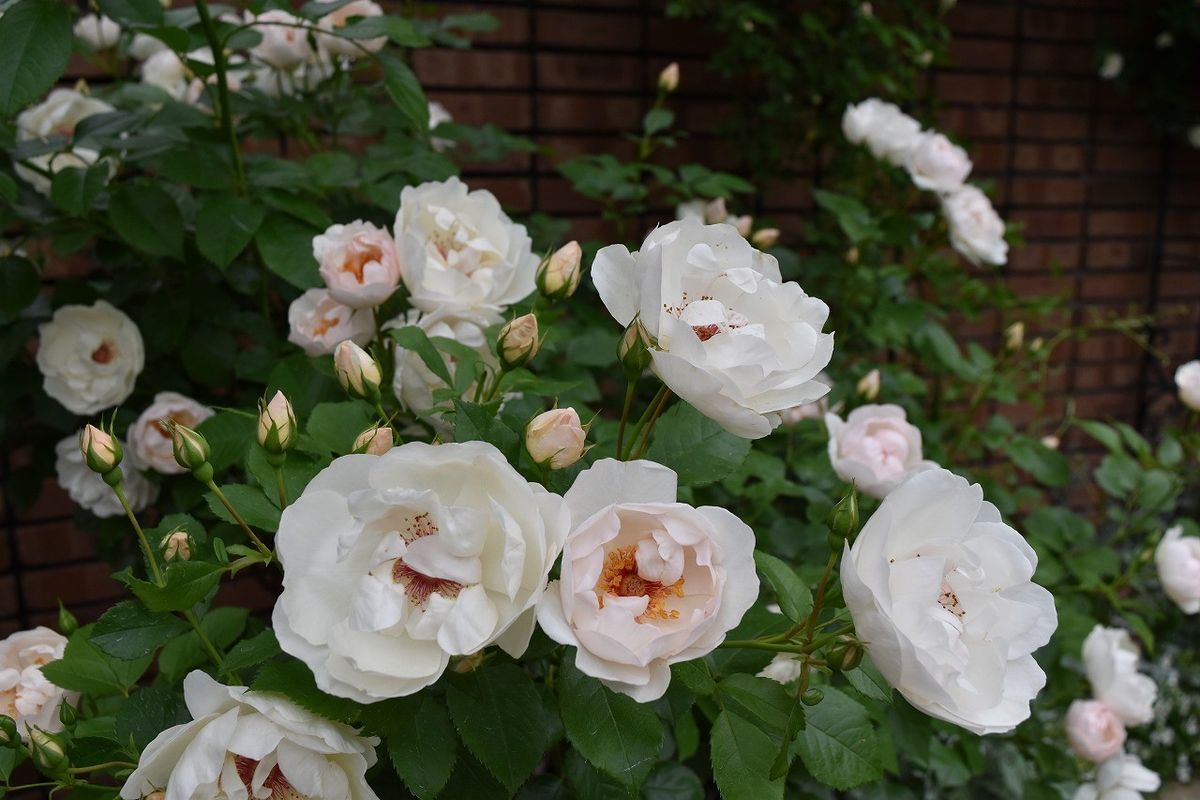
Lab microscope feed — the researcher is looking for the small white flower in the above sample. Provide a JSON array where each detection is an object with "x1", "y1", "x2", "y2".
[
  {"x1": 315, "y1": 0, "x2": 386, "y2": 59},
  {"x1": 1083, "y1": 626, "x2": 1158, "y2": 726},
  {"x1": 286, "y1": 289, "x2": 374, "y2": 357},
  {"x1": 1099, "y1": 51, "x2": 1124, "y2": 80},
  {"x1": 249, "y1": 9, "x2": 312, "y2": 70},
  {"x1": 825, "y1": 404, "x2": 937, "y2": 498},
  {"x1": 592, "y1": 218, "x2": 834, "y2": 439},
  {"x1": 1074, "y1": 753, "x2": 1161, "y2": 800},
  {"x1": 538, "y1": 459, "x2": 758, "y2": 702},
  {"x1": 55, "y1": 436, "x2": 158, "y2": 517},
  {"x1": 0, "y1": 627, "x2": 78, "y2": 740},
  {"x1": 140, "y1": 50, "x2": 190, "y2": 101},
  {"x1": 15, "y1": 89, "x2": 114, "y2": 194},
  {"x1": 841, "y1": 468, "x2": 1057, "y2": 734},
  {"x1": 128, "y1": 392, "x2": 214, "y2": 475},
  {"x1": 905, "y1": 131, "x2": 972, "y2": 193},
  {"x1": 1155, "y1": 526, "x2": 1200, "y2": 614},
  {"x1": 1066, "y1": 700, "x2": 1127, "y2": 763},
  {"x1": 1174, "y1": 360, "x2": 1200, "y2": 411},
  {"x1": 942, "y1": 185, "x2": 1008, "y2": 266},
  {"x1": 120, "y1": 671, "x2": 380, "y2": 800},
  {"x1": 73, "y1": 14, "x2": 121, "y2": 50},
  {"x1": 37, "y1": 300, "x2": 144, "y2": 415}
]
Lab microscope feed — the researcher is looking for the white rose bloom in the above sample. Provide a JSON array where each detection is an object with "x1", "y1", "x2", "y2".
[
  {"x1": 394, "y1": 177, "x2": 538, "y2": 322},
  {"x1": 272, "y1": 441, "x2": 569, "y2": 702},
  {"x1": 825, "y1": 404, "x2": 937, "y2": 499},
  {"x1": 120, "y1": 670, "x2": 380, "y2": 800},
  {"x1": 316, "y1": 0, "x2": 386, "y2": 59},
  {"x1": 55, "y1": 436, "x2": 158, "y2": 518},
  {"x1": 1065, "y1": 699, "x2": 1127, "y2": 763},
  {"x1": 73, "y1": 14, "x2": 121, "y2": 50},
  {"x1": 388, "y1": 308, "x2": 494, "y2": 415},
  {"x1": 287, "y1": 288, "x2": 374, "y2": 357},
  {"x1": 37, "y1": 300, "x2": 144, "y2": 415},
  {"x1": 128, "y1": 392, "x2": 215, "y2": 475},
  {"x1": 537, "y1": 459, "x2": 759, "y2": 702},
  {"x1": 428, "y1": 101, "x2": 453, "y2": 152},
  {"x1": 1082, "y1": 626, "x2": 1158, "y2": 727},
  {"x1": 942, "y1": 185, "x2": 1008, "y2": 266},
  {"x1": 842, "y1": 98, "x2": 922, "y2": 164},
  {"x1": 905, "y1": 131, "x2": 972, "y2": 193},
  {"x1": 1074, "y1": 753, "x2": 1161, "y2": 800},
  {"x1": 249, "y1": 9, "x2": 312, "y2": 70},
  {"x1": 1175, "y1": 360, "x2": 1200, "y2": 410},
  {"x1": 0, "y1": 627, "x2": 77, "y2": 740},
  {"x1": 1156, "y1": 525, "x2": 1200, "y2": 613},
  {"x1": 15, "y1": 89, "x2": 113, "y2": 194},
  {"x1": 314, "y1": 221, "x2": 402, "y2": 308},
  {"x1": 127, "y1": 32, "x2": 168, "y2": 60},
  {"x1": 140, "y1": 49, "x2": 190, "y2": 100},
  {"x1": 841, "y1": 468, "x2": 1057, "y2": 734},
  {"x1": 592, "y1": 218, "x2": 834, "y2": 439}
]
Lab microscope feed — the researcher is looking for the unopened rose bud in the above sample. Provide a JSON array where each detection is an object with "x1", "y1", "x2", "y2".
[
  {"x1": 658, "y1": 62, "x2": 679, "y2": 93},
  {"x1": 526, "y1": 408, "x2": 587, "y2": 470},
  {"x1": 57, "y1": 700, "x2": 77, "y2": 727},
  {"x1": 170, "y1": 422, "x2": 212, "y2": 478},
  {"x1": 497, "y1": 314, "x2": 539, "y2": 370},
  {"x1": 29, "y1": 728, "x2": 68, "y2": 773},
  {"x1": 845, "y1": 247, "x2": 859, "y2": 264},
  {"x1": 829, "y1": 636, "x2": 865, "y2": 671},
  {"x1": 733, "y1": 215, "x2": 753, "y2": 238},
  {"x1": 144, "y1": 792, "x2": 167, "y2": 800},
  {"x1": 334, "y1": 340, "x2": 382, "y2": 402},
  {"x1": 801, "y1": 687, "x2": 824, "y2": 706},
  {"x1": 0, "y1": 716, "x2": 18, "y2": 747},
  {"x1": 618, "y1": 316, "x2": 653, "y2": 381},
  {"x1": 79, "y1": 424, "x2": 122, "y2": 478},
  {"x1": 856, "y1": 369, "x2": 881, "y2": 401},
  {"x1": 537, "y1": 241, "x2": 583, "y2": 300},
  {"x1": 1030, "y1": 337, "x2": 1044, "y2": 352},
  {"x1": 57, "y1": 602, "x2": 77, "y2": 636},
  {"x1": 703, "y1": 198, "x2": 728, "y2": 225},
  {"x1": 1041, "y1": 435, "x2": 1060, "y2": 451},
  {"x1": 161, "y1": 529, "x2": 191, "y2": 562},
  {"x1": 828, "y1": 486, "x2": 860, "y2": 543},
  {"x1": 257, "y1": 391, "x2": 296, "y2": 456},
  {"x1": 1005, "y1": 321, "x2": 1025, "y2": 350},
  {"x1": 451, "y1": 652, "x2": 485, "y2": 674},
  {"x1": 353, "y1": 426, "x2": 394, "y2": 455},
  {"x1": 751, "y1": 228, "x2": 781, "y2": 249}
]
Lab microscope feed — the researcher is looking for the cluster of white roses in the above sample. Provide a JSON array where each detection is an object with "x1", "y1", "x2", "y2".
[
  {"x1": 1067, "y1": 626, "x2": 1161, "y2": 799},
  {"x1": 842, "y1": 97, "x2": 1009, "y2": 266}
]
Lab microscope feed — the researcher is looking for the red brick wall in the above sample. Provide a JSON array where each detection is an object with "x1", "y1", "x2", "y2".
[{"x1": 2, "y1": 0, "x2": 1197, "y2": 635}]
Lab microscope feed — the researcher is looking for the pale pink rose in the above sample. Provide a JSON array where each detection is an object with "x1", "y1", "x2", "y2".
[
  {"x1": 905, "y1": 131, "x2": 972, "y2": 193},
  {"x1": 525, "y1": 408, "x2": 586, "y2": 469},
  {"x1": 249, "y1": 9, "x2": 312, "y2": 70},
  {"x1": 316, "y1": 0, "x2": 386, "y2": 58},
  {"x1": 287, "y1": 289, "x2": 374, "y2": 356},
  {"x1": 128, "y1": 392, "x2": 214, "y2": 475},
  {"x1": 314, "y1": 221, "x2": 401, "y2": 308},
  {"x1": 537, "y1": 459, "x2": 759, "y2": 702},
  {"x1": 1066, "y1": 700, "x2": 1127, "y2": 763},
  {"x1": 1155, "y1": 525, "x2": 1200, "y2": 614},
  {"x1": 0, "y1": 627, "x2": 78, "y2": 740},
  {"x1": 825, "y1": 404, "x2": 937, "y2": 498}
]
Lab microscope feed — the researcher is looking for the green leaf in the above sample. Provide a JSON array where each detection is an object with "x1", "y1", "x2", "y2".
[
  {"x1": 205, "y1": 484, "x2": 281, "y2": 532},
  {"x1": 452, "y1": 399, "x2": 519, "y2": 458},
  {"x1": 915, "y1": 323, "x2": 977, "y2": 380},
  {"x1": 255, "y1": 214, "x2": 322, "y2": 289},
  {"x1": 813, "y1": 189, "x2": 878, "y2": 244},
  {"x1": 558, "y1": 658, "x2": 662, "y2": 792},
  {"x1": 90, "y1": 600, "x2": 189, "y2": 660},
  {"x1": 98, "y1": 0, "x2": 163, "y2": 26},
  {"x1": 220, "y1": 629, "x2": 281, "y2": 677},
  {"x1": 670, "y1": 660, "x2": 715, "y2": 696},
  {"x1": 1007, "y1": 436, "x2": 1069, "y2": 488},
  {"x1": 379, "y1": 53, "x2": 430, "y2": 136},
  {"x1": 0, "y1": 0, "x2": 72, "y2": 117},
  {"x1": 252, "y1": 659, "x2": 363, "y2": 722},
  {"x1": 753, "y1": 551, "x2": 812, "y2": 624},
  {"x1": 49, "y1": 164, "x2": 108, "y2": 216},
  {"x1": 109, "y1": 183, "x2": 184, "y2": 260},
  {"x1": 446, "y1": 663, "x2": 552, "y2": 794},
  {"x1": 128, "y1": 561, "x2": 225, "y2": 613},
  {"x1": 196, "y1": 194, "x2": 266, "y2": 269},
  {"x1": 717, "y1": 674, "x2": 792, "y2": 736},
  {"x1": 158, "y1": 607, "x2": 248, "y2": 682},
  {"x1": 390, "y1": 325, "x2": 453, "y2": 385},
  {"x1": 41, "y1": 626, "x2": 153, "y2": 696},
  {"x1": 643, "y1": 108, "x2": 674, "y2": 135},
  {"x1": 1077, "y1": 420, "x2": 1123, "y2": 453},
  {"x1": 0, "y1": 255, "x2": 39, "y2": 323},
  {"x1": 642, "y1": 763, "x2": 703, "y2": 800},
  {"x1": 114, "y1": 684, "x2": 187, "y2": 752},
  {"x1": 199, "y1": 410, "x2": 256, "y2": 472},
  {"x1": 338, "y1": 15, "x2": 429, "y2": 46},
  {"x1": 363, "y1": 694, "x2": 458, "y2": 800},
  {"x1": 792, "y1": 686, "x2": 883, "y2": 790},
  {"x1": 843, "y1": 656, "x2": 893, "y2": 704},
  {"x1": 646, "y1": 403, "x2": 752, "y2": 486},
  {"x1": 306, "y1": 400, "x2": 374, "y2": 455},
  {"x1": 710, "y1": 710, "x2": 784, "y2": 800}
]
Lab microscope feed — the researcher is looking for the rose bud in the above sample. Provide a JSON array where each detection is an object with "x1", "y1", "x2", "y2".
[
  {"x1": 57, "y1": 700, "x2": 77, "y2": 727},
  {"x1": 525, "y1": 407, "x2": 587, "y2": 470},
  {"x1": 1041, "y1": 435, "x2": 1060, "y2": 451},
  {"x1": 733, "y1": 215, "x2": 753, "y2": 238},
  {"x1": 161, "y1": 529, "x2": 192, "y2": 562},
  {"x1": 658, "y1": 62, "x2": 679, "y2": 92},
  {"x1": 751, "y1": 228, "x2": 781, "y2": 249},
  {"x1": 497, "y1": 314, "x2": 540, "y2": 370},
  {"x1": 257, "y1": 391, "x2": 297, "y2": 456},
  {"x1": 618, "y1": 316, "x2": 653, "y2": 381},
  {"x1": 856, "y1": 368, "x2": 881, "y2": 401},
  {"x1": 79, "y1": 424, "x2": 122, "y2": 478},
  {"x1": 703, "y1": 198, "x2": 729, "y2": 225},
  {"x1": 334, "y1": 340, "x2": 382, "y2": 402},
  {"x1": 352, "y1": 426, "x2": 394, "y2": 455},
  {"x1": 537, "y1": 241, "x2": 583, "y2": 300},
  {"x1": 829, "y1": 636, "x2": 865, "y2": 672},
  {"x1": 57, "y1": 603, "x2": 78, "y2": 636},
  {"x1": 29, "y1": 728, "x2": 69, "y2": 773},
  {"x1": 1005, "y1": 321, "x2": 1025, "y2": 350},
  {"x1": 0, "y1": 716, "x2": 18, "y2": 747},
  {"x1": 170, "y1": 422, "x2": 212, "y2": 477}
]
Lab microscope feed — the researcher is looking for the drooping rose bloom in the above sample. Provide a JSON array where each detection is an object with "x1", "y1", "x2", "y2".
[
  {"x1": 942, "y1": 185, "x2": 1008, "y2": 267},
  {"x1": 825, "y1": 404, "x2": 937, "y2": 498},
  {"x1": 905, "y1": 131, "x2": 972, "y2": 193},
  {"x1": 120, "y1": 671, "x2": 379, "y2": 800},
  {"x1": 128, "y1": 392, "x2": 215, "y2": 475},
  {"x1": 592, "y1": 218, "x2": 834, "y2": 439},
  {"x1": 314, "y1": 221, "x2": 401, "y2": 308},
  {"x1": 0, "y1": 627, "x2": 78, "y2": 740},
  {"x1": 1155, "y1": 525, "x2": 1200, "y2": 614},
  {"x1": 37, "y1": 300, "x2": 144, "y2": 415},
  {"x1": 1082, "y1": 626, "x2": 1157, "y2": 726},
  {"x1": 841, "y1": 468, "x2": 1057, "y2": 734},
  {"x1": 538, "y1": 459, "x2": 759, "y2": 702},
  {"x1": 286, "y1": 288, "x2": 374, "y2": 356},
  {"x1": 273, "y1": 441, "x2": 569, "y2": 701}
]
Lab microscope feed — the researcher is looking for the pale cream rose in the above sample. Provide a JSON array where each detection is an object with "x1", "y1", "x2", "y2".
[
  {"x1": 1175, "y1": 360, "x2": 1200, "y2": 411},
  {"x1": 287, "y1": 289, "x2": 374, "y2": 357},
  {"x1": 55, "y1": 436, "x2": 159, "y2": 518},
  {"x1": 1155, "y1": 525, "x2": 1200, "y2": 614},
  {"x1": 1082, "y1": 626, "x2": 1157, "y2": 727},
  {"x1": 249, "y1": 9, "x2": 312, "y2": 70},
  {"x1": 15, "y1": 89, "x2": 114, "y2": 194},
  {"x1": 1065, "y1": 700, "x2": 1126, "y2": 763},
  {"x1": 825, "y1": 404, "x2": 937, "y2": 498},
  {"x1": 0, "y1": 627, "x2": 78, "y2": 740},
  {"x1": 36, "y1": 300, "x2": 144, "y2": 415},
  {"x1": 314, "y1": 221, "x2": 402, "y2": 308},
  {"x1": 128, "y1": 392, "x2": 215, "y2": 475},
  {"x1": 905, "y1": 131, "x2": 972, "y2": 193},
  {"x1": 943, "y1": 185, "x2": 1008, "y2": 266},
  {"x1": 315, "y1": 0, "x2": 386, "y2": 58}
]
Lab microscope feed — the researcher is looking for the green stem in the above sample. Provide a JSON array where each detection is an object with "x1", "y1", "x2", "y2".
[
  {"x1": 195, "y1": 0, "x2": 247, "y2": 195},
  {"x1": 718, "y1": 640, "x2": 811, "y2": 655},
  {"x1": 183, "y1": 609, "x2": 230, "y2": 674},
  {"x1": 631, "y1": 389, "x2": 673, "y2": 460},
  {"x1": 616, "y1": 381, "x2": 636, "y2": 456},
  {"x1": 272, "y1": 466, "x2": 288, "y2": 509},
  {"x1": 114, "y1": 483, "x2": 164, "y2": 586},
  {"x1": 66, "y1": 760, "x2": 137, "y2": 775},
  {"x1": 622, "y1": 384, "x2": 669, "y2": 460},
  {"x1": 205, "y1": 480, "x2": 273, "y2": 559}
]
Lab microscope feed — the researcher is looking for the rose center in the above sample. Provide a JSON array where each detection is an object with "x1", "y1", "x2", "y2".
[
  {"x1": 90, "y1": 340, "x2": 116, "y2": 364},
  {"x1": 233, "y1": 755, "x2": 306, "y2": 800},
  {"x1": 311, "y1": 313, "x2": 341, "y2": 337},
  {"x1": 938, "y1": 582, "x2": 965, "y2": 619},
  {"x1": 596, "y1": 545, "x2": 684, "y2": 623},
  {"x1": 390, "y1": 511, "x2": 464, "y2": 606},
  {"x1": 342, "y1": 243, "x2": 383, "y2": 283}
]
